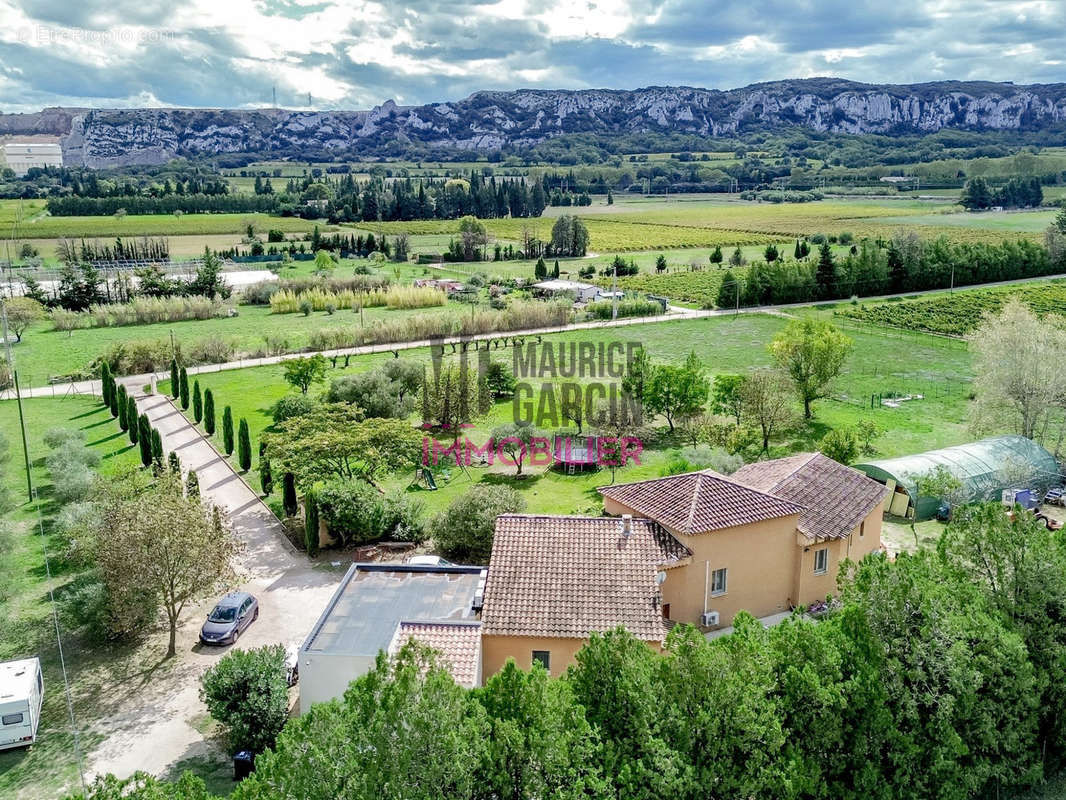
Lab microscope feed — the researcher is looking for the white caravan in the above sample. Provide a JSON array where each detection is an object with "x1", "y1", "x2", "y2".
[{"x1": 0, "y1": 658, "x2": 43, "y2": 750}]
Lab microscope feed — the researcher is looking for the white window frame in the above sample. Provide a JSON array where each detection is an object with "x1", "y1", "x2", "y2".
[
  {"x1": 813, "y1": 547, "x2": 829, "y2": 575},
  {"x1": 710, "y1": 567, "x2": 728, "y2": 596}
]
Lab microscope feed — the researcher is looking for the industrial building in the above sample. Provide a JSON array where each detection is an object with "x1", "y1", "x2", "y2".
[
  {"x1": 2, "y1": 142, "x2": 62, "y2": 176},
  {"x1": 298, "y1": 563, "x2": 484, "y2": 712},
  {"x1": 855, "y1": 435, "x2": 1060, "y2": 520}
]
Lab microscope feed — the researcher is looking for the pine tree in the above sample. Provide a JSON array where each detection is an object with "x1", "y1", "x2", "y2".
[
  {"x1": 203, "y1": 389, "x2": 216, "y2": 436},
  {"x1": 179, "y1": 367, "x2": 190, "y2": 410},
  {"x1": 137, "y1": 416, "x2": 153, "y2": 467},
  {"x1": 101, "y1": 362, "x2": 112, "y2": 407},
  {"x1": 794, "y1": 239, "x2": 803, "y2": 259},
  {"x1": 168, "y1": 451, "x2": 181, "y2": 475},
  {"x1": 709, "y1": 244, "x2": 723, "y2": 265},
  {"x1": 186, "y1": 469, "x2": 200, "y2": 499},
  {"x1": 282, "y1": 473, "x2": 298, "y2": 517},
  {"x1": 127, "y1": 396, "x2": 139, "y2": 444},
  {"x1": 116, "y1": 385, "x2": 129, "y2": 431},
  {"x1": 109, "y1": 379, "x2": 120, "y2": 418},
  {"x1": 815, "y1": 242, "x2": 837, "y2": 299},
  {"x1": 222, "y1": 406, "x2": 234, "y2": 455},
  {"x1": 192, "y1": 380, "x2": 203, "y2": 424},
  {"x1": 151, "y1": 429, "x2": 164, "y2": 473},
  {"x1": 237, "y1": 418, "x2": 251, "y2": 472},
  {"x1": 552, "y1": 260, "x2": 560, "y2": 278},
  {"x1": 534, "y1": 257, "x2": 547, "y2": 279},
  {"x1": 170, "y1": 359, "x2": 179, "y2": 399}
]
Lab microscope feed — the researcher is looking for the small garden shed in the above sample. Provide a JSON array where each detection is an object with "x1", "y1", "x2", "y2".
[{"x1": 855, "y1": 435, "x2": 1060, "y2": 520}]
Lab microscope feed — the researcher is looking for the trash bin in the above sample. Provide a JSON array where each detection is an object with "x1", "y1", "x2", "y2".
[{"x1": 233, "y1": 751, "x2": 254, "y2": 780}]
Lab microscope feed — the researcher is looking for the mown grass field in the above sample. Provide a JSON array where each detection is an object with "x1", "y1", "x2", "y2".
[
  {"x1": 164, "y1": 311, "x2": 974, "y2": 520},
  {"x1": 0, "y1": 396, "x2": 146, "y2": 800}
]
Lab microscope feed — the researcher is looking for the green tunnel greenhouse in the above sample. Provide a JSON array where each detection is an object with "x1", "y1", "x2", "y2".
[{"x1": 854, "y1": 435, "x2": 1062, "y2": 521}]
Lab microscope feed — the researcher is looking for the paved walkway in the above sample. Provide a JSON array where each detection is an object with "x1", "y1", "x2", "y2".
[
  {"x1": 14, "y1": 270, "x2": 1066, "y2": 400},
  {"x1": 85, "y1": 391, "x2": 340, "y2": 782}
]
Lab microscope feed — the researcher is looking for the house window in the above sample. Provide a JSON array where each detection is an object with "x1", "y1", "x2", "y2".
[
  {"x1": 859, "y1": 520, "x2": 865, "y2": 538},
  {"x1": 814, "y1": 548, "x2": 829, "y2": 575},
  {"x1": 532, "y1": 650, "x2": 551, "y2": 671},
  {"x1": 2, "y1": 713, "x2": 24, "y2": 726},
  {"x1": 710, "y1": 567, "x2": 728, "y2": 596}
]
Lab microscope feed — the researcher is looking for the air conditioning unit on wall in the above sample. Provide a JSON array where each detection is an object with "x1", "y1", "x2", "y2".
[{"x1": 701, "y1": 611, "x2": 720, "y2": 627}]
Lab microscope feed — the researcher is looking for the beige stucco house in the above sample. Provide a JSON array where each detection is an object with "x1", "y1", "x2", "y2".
[{"x1": 479, "y1": 453, "x2": 887, "y2": 679}]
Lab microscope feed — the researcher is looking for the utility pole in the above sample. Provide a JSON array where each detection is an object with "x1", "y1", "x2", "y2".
[{"x1": 2, "y1": 303, "x2": 32, "y2": 501}]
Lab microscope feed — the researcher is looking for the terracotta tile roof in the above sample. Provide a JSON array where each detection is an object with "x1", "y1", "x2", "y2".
[
  {"x1": 732, "y1": 453, "x2": 889, "y2": 541},
  {"x1": 388, "y1": 621, "x2": 482, "y2": 688},
  {"x1": 481, "y1": 514, "x2": 690, "y2": 641},
  {"x1": 597, "y1": 471, "x2": 803, "y2": 534}
]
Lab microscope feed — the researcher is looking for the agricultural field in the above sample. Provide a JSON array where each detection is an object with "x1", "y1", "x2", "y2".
[
  {"x1": 837, "y1": 280, "x2": 1066, "y2": 336},
  {"x1": 8, "y1": 300, "x2": 455, "y2": 385},
  {"x1": 12, "y1": 212, "x2": 321, "y2": 241}
]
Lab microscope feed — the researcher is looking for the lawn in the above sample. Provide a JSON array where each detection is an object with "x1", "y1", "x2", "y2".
[
  {"x1": 0, "y1": 395, "x2": 145, "y2": 800},
  {"x1": 164, "y1": 312, "x2": 975, "y2": 521}
]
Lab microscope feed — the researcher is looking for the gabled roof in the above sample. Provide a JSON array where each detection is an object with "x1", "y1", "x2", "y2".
[
  {"x1": 732, "y1": 452, "x2": 888, "y2": 541},
  {"x1": 481, "y1": 514, "x2": 690, "y2": 641},
  {"x1": 388, "y1": 621, "x2": 481, "y2": 688},
  {"x1": 598, "y1": 470, "x2": 803, "y2": 535}
]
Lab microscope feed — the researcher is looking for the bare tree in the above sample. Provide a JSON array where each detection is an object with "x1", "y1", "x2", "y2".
[
  {"x1": 970, "y1": 299, "x2": 1066, "y2": 454},
  {"x1": 740, "y1": 369, "x2": 797, "y2": 453}
]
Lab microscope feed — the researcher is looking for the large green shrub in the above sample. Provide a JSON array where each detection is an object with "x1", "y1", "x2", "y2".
[
  {"x1": 432, "y1": 485, "x2": 525, "y2": 563},
  {"x1": 316, "y1": 479, "x2": 424, "y2": 547},
  {"x1": 199, "y1": 645, "x2": 289, "y2": 755},
  {"x1": 270, "y1": 393, "x2": 316, "y2": 425}
]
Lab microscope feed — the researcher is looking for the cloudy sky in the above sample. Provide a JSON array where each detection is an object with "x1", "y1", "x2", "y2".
[{"x1": 0, "y1": 0, "x2": 1062, "y2": 112}]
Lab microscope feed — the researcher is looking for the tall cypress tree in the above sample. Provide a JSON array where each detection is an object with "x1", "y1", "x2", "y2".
[
  {"x1": 137, "y1": 416, "x2": 152, "y2": 467},
  {"x1": 186, "y1": 469, "x2": 200, "y2": 499},
  {"x1": 101, "y1": 362, "x2": 112, "y2": 407},
  {"x1": 116, "y1": 385, "x2": 129, "y2": 431},
  {"x1": 151, "y1": 429, "x2": 164, "y2": 473},
  {"x1": 168, "y1": 451, "x2": 181, "y2": 475},
  {"x1": 192, "y1": 380, "x2": 203, "y2": 424},
  {"x1": 237, "y1": 418, "x2": 251, "y2": 472},
  {"x1": 282, "y1": 473, "x2": 298, "y2": 517},
  {"x1": 222, "y1": 406, "x2": 234, "y2": 455},
  {"x1": 259, "y1": 445, "x2": 273, "y2": 496},
  {"x1": 303, "y1": 490, "x2": 319, "y2": 556},
  {"x1": 815, "y1": 242, "x2": 837, "y2": 300},
  {"x1": 109, "y1": 380, "x2": 120, "y2": 418},
  {"x1": 179, "y1": 367, "x2": 190, "y2": 410},
  {"x1": 203, "y1": 389, "x2": 216, "y2": 435},
  {"x1": 127, "y1": 396, "x2": 139, "y2": 444},
  {"x1": 170, "y1": 359, "x2": 179, "y2": 399}
]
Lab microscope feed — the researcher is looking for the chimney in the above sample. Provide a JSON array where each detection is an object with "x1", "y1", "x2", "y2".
[{"x1": 621, "y1": 514, "x2": 632, "y2": 537}]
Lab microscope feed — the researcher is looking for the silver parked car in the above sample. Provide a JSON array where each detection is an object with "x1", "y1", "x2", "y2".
[{"x1": 200, "y1": 591, "x2": 258, "y2": 646}]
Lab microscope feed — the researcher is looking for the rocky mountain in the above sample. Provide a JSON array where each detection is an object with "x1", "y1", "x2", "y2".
[{"x1": 3, "y1": 78, "x2": 1066, "y2": 167}]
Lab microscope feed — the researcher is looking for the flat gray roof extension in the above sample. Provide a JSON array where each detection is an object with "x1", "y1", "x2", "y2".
[{"x1": 302, "y1": 564, "x2": 482, "y2": 657}]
